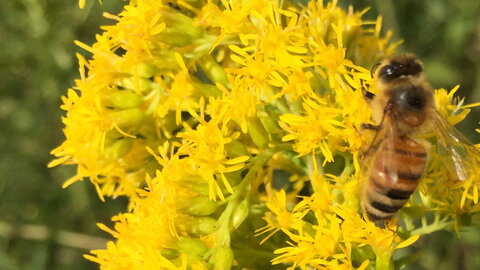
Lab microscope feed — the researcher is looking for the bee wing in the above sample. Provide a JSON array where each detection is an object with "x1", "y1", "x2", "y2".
[
  {"x1": 382, "y1": 116, "x2": 400, "y2": 183},
  {"x1": 432, "y1": 111, "x2": 480, "y2": 181},
  {"x1": 362, "y1": 112, "x2": 400, "y2": 183}
]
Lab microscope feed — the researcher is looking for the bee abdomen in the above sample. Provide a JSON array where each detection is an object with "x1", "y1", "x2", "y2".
[
  {"x1": 363, "y1": 138, "x2": 427, "y2": 221},
  {"x1": 364, "y1": 183, "x2": 411, "y2": 221}
]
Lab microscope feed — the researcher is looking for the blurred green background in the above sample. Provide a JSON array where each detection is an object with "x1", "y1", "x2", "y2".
[{"x1": 0, "y1": 0, "x2": 479, "y2": 269}]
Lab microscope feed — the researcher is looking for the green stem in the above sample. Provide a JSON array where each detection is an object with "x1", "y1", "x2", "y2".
[
  {"x1": 375, "y1": 250, "x2": 394, "y2": 270},
  {"x1": 215, "y1": 150, "x2": 274, "y2": 247},
  {"x1": 410, "y1": 215, "x2": 452, "y2": 236}
]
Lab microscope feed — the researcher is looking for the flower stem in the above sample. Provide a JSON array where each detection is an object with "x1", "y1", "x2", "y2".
[
  {"x1": 375, "y1": 250, "x2": 394, "y2": 270},
  {"x1": 215, "y1": 150, "x2": 274, "y2": 247}
]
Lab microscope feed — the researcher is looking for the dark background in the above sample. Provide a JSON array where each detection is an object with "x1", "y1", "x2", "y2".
[{"x1": 0, "y1": 0, "x2": 479, "y2": 269}]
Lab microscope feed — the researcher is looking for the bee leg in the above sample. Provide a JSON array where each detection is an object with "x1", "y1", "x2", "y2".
[
  {"x1": 363, "y1": 89, "x2": 376, "y2": 101},
  {"x1": 360, "y1": 123, "x2": 379, "y2": 130},
  {"x1": 384, "y1": 218, "x2": 398, "y2": 233}
]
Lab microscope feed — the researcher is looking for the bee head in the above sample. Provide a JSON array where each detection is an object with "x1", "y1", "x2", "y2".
[{"x1": 377, "y1": 55, "x2": 423, "y2": 81}]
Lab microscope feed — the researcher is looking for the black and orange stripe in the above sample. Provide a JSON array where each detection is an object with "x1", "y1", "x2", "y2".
[{"x1": 363, "y1": 137, "x2": 427, "y2": 221}]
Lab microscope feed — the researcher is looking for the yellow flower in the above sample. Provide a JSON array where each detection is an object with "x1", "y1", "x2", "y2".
[
  {"x1": 54, "y1": 0, "x2": 480, "y2": 269},
  {"x1": 177, "y1": 115, "x2": 249, "y2": 200},
  {"x1": 279, "y1": 95, "x2": 345, "y2": 163},
  {"x1": 255, "y1": 189, "x2": 308, "y2": 243}
]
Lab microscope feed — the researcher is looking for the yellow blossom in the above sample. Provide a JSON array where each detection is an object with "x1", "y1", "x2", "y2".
[{"x1": 53, "y1": 0, "x2": 480, "y2": 269}]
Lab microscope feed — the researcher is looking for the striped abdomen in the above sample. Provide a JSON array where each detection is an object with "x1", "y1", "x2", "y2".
[{"x1": 363, "y1": 136, "x2": 427, "y2": 221}]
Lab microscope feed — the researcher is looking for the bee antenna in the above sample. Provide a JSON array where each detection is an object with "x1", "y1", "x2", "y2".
[{"x1": 371, "y1": 62, "x2": 381, "y2": 78}]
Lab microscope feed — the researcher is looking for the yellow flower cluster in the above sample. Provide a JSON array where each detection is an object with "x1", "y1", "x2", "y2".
[{"x1": 51, "y1": 0, "x2": 480, "y2": 269}]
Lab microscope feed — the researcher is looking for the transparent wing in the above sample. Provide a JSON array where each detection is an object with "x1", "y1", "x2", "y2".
[
  {"x1": 432, "y1": 111, "x2": 480, "y2": 181},
  {"x1": 382, "y1": 116, "x2": 399, "y2": 183},
  {"x1": 362, "y1": 112, "x2": 399, "y2": 183}
]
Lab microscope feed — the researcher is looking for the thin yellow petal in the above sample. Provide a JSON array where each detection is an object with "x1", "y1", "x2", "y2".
[
  {"x1": 357, "y1": 260, "x2": 369, "y2": 270},
  {"x1": 395, "y1": 234, "x2": 420, "y2": 250},
  {"x1": 224, "y1": 155, "x2": 250, "y2": 165},
  {"x1": 221, "y1": 173, "x2": 234, "y2": 194},
  {"x1": 78, "y1": 0, "x2": 86, "y2": 9}
]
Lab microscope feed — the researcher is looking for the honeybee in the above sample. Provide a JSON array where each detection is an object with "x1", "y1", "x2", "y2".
[{"x1": 361, "y1": 54, "x2": 480, "y2": 221}]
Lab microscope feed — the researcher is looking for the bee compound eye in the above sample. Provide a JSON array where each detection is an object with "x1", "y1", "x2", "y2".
[{"x1": 379, "y1": 65, "x2": 394, "y2": 79}]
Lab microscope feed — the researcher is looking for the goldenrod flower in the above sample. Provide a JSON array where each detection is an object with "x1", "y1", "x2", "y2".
[{"x1": 54, "y1": 0, "x2": 480, "y2": 269}]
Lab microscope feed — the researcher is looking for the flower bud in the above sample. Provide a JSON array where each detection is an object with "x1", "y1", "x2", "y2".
[
  {"x1": 175, "y1": 237, "x2": 208, "y2": 264},
  {"x1": 177, "y1": 217, "x2": 217, "y2": 235},
  {"x1": 158, "y1": 9, "x2": 205, "y2": 46},
  {"x1": 183, "y1": 179, "x2": 210, "y2": 196},
  {"x1": 101, "y1": 91, "x2": 143, "y2": 109},
  {"x1": 257, "y1": 109, "x2": 282, "y2": 140},
  {"x1": 231, "y1": 199, "x2": 249, "y2": 229},
  {"x1": 119, "y1": 77, "x2": 154, "y2": 93},
  {"x1": 247, "y1": 116, "x2": 268, "y2": 148},
  {"x1": 178, "y1": 196, "x2": 219, "y2": 216},
  {"x1": 197, "y1": 55, "x2": 229, "y2": 86},
  {"x1": 192, "y1": 79, "x2": 222, "y2": 98},
  {"x1": 104, "y1": 138, "x2": 134, "y2": 160},
  {"x1": 108, "y1": 108, "x2": 145, "y2": 129},
  {"x1": 225, "y1": 140, "x2": 250, "y2": 158},
  {"x1": 131, "y1": 63, "x2": 158, "y2": 78},
  {"x1": 213, "y1": 246, "x2": 234, "y2": 270}
]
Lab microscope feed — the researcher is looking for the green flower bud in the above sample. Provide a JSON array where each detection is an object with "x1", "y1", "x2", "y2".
[
  {"x1": 175, "y1": 237, "x2": 208, "y2": 262},
  {"x1": 197, "y1": 55, "x2": 229, "y2": 86},
  {"x1": 192, "y1": 79, "x2": 222, "y2": 98},
  {"x1": 157, "y1": 9, "x2": 205, "y2": 46},
  {"x1": 104, "y1": 138, "x2": 134, "y2": 160},
  {"x1": 183, "y1": 178, "x2": 210, "y2": 196},
  {"x1": 231, "y1": 199, "x2": 249, "y2": 230},
  {"x1": 257, "y1": 108, "x2": 282, "y2": 140},
  {"x1": 178, "y1": 196, "x2": 219, "y2": 216},
  {"x1": 247, "y1": 116, "x2": 268, "y2": 148},
  {"x1": 161, "y1": 248, "x2": 179, "y2": 260},
  {"x1": 177, "y1": 217, "x2": 217, "y2": 235},
  {"x1": 213, "y1": 246, "x2": 234, "y2": 270},
  {"x1": 119, "y1": 77, "x2": 154, "y2": 93},
  {"x1": 108, "y1": 108, "x2": 145, "y2": 129},
  {"x1": 131, "y1": 63, "x2": 158, "y2": 78},
  {"x1": 101, "y1": 91, "x2": 143, "y2": 109},
  {"x1": 225, "y1": 140, "x2": 250, "y2": 158}
]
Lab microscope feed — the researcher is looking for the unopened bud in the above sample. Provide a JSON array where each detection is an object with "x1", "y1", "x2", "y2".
[
  {"x1": 225, "y1": 141, "x2": 249, "y2": 158},
  {"x1": 197, "y1": 55, "x2": 229, "y2": 86},
  {"x1": 104, "y1": 138, "x2": 133, "y2": 160},
  {"x1": 192, "y1": 80, "x2": 222, "y2": 98},
  {"x1": 102, "y1": 91, "x2": 143, "y2": 109},
  {"x1": 179, "y1": 196, "x2": 219, "y2": 216},
  {"x1": 183, "y1": 179, "x2": 210, "y2": 196},
  {"x1": 247, "y1": 116, "x2": 268, "y2": 148},
  {"x1": 108, "y1": 108, "x2": 145, "y2": 129},
  {"x1": 231, "y1": 199, "x2": 249, "y2": 229},
  {"x1": 213, "y1": 246, "x2": 234, "y2": 270},
  {"x1": 175, "y1": 237, "x2": 208, "y2": 264},
  {"x1": 257, "y1": 109, "x2": 282, "y2": 140},
  {"x1": 119, "y1": 77, "x2": 154, "y2": 93},
  {"x1": 178, "y1": 217, "x2": 217, "y2": 235},
  {"x1": 131, "y1": 63, "x2": 158, "y2": 78}
]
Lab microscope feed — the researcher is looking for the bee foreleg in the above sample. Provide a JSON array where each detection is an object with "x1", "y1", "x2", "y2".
[
  {"x1": 362, "y1": 89, "x2": 376, "y2": 101},
  {"x1": 360, "y1": 123, "x2": 379, "y2": 130}
]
